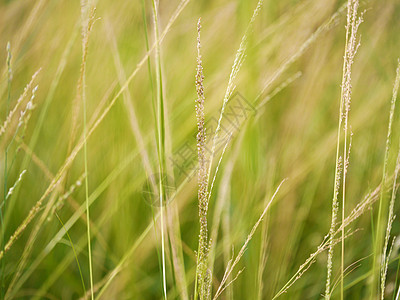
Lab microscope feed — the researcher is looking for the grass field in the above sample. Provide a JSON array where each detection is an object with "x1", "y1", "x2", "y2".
[{"x1": 1, "y1": 0, "x2": 400, "y2": 299}]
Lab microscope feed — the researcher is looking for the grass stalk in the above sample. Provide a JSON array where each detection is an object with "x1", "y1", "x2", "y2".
[
  {"x1": 380, "y1": 59, "x2": 400, "y2": 299},
  {"x1": 151, "y1": 0, "x2": 168, "y2": 298},
  {"x1": 194, "y1": 18, "x2": 211, "y2": 300},
  {"x1": 1, "y1": 40, "x2": 12, "y2": 300},
  {"x1": 207, "y1": 0, "x2": 263, "y2": 186},
  {"x1": 4, "y1": 1, "x2": 400, "y2": 299},
  {"x1": 79, "y1": 2, "x2": 96, "y2": 299},
  {"x1": 325, "y1": 157, "x2": 343, "y2": 299},
  {"x1": 334, "y1": 2, "x2": 362, "y2": 298}
]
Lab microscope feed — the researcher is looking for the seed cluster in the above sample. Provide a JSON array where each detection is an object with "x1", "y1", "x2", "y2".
[{"x1": 195, "y1": 18, "x2": 212, "y2": 300}]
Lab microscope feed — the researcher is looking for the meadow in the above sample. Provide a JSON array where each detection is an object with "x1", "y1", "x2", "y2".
[{"x1": 1, "y1": 0, "x2": 400, "y2": 299}]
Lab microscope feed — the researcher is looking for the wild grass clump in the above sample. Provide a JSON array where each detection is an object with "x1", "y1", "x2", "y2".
[
  {"x1": 2, "y1": 0, "x2": 400, "y2": 299},
  {"x1": 325, "y1": 0, "x2": 364, "y2": 298}
]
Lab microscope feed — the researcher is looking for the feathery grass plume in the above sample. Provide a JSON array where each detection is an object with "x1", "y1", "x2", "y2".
[
  {"x1": 332, "y1": 1, "x2": 363, "y2": 298},
  {"x1": 213, "y1": 179, "x2": 286, "y2": 300},
  {"x1": 6, "y1": 41, "x2": 12, "y2": 113},
  {"x1": 194, "y1": 18, "x2": 212, "y2": 300},
  {"x1": 0, "y1": 70, "x2": 41, "y2": 138},
  {"x1": 17, "y1": 85, "x2": 37, "y2": 134},
  {"x1": 4, "y1": 170, "x2": 26, "y2": 202},
  {"x1": 3, "y1": 84, "x2": 37, "y2": 223},
  {"x1": 79, "y1": 1, "x2": 96, "y2": 299},
  {"x1": 69, "y1": 2, "x2": 98, "y2": 156},
  {"x1": 380, "y1": 60, "x2": 400, "y2": 300},
  {"x1": 194, "y1": 6, "x2": 265, "y2": 291},
  {"x1": 325, "y1": 156, "x2": 343, "y2": 299}
]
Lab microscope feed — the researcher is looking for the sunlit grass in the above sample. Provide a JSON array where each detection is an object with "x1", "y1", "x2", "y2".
[{"x1": 1, "y1": 0, "x2": 400, "y2": 299}]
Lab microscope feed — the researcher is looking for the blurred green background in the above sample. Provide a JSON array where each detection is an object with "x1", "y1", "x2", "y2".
[{"x1": 1, "y1": 0, "x2": 400, "y2": 299}]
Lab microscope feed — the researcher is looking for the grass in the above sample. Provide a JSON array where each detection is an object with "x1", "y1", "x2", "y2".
[
  {"x1": 1, "y1": 0, "x2": 400, "y2": 299},
  {"x1": 79, "y1": 2, "x2": 96, "y2": 299}
]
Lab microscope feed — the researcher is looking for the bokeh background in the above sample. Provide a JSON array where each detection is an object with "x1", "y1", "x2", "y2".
[{"x1": 1, "y1": 0, "x2": 400, "y2": 299}]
